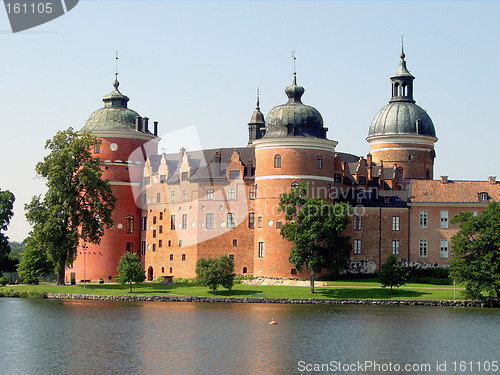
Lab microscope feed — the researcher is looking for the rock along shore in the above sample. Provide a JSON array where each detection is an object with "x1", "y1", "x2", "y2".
[{"x1": 45, "y1": 293, "x2": 499, "y2": 308}]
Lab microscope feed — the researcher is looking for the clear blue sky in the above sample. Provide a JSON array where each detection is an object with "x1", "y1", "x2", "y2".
[{"x1": 1, "y1": 1, "x2": 499, "y2": 242}]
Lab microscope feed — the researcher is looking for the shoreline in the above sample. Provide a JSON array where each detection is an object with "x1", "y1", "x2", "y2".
[{"x1": 45, "y1": 293, "x2": 499, "y2": 308}]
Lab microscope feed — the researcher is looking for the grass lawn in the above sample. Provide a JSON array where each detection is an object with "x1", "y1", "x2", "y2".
[{"x1": 2, "y1": 279, "x2": 466, "y2": 301}]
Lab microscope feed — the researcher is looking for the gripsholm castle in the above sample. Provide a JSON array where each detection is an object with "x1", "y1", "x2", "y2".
[{"x1": 66, "y1": 50, "x2": 499, "y2": 283}]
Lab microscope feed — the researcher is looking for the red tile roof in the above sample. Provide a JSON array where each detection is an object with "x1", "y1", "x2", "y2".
[{"x1": 410, "y1": 180, "x2": 500, "y2": 203}]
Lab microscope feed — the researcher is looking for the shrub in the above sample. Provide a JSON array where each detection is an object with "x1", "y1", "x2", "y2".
[
  {"x1": 195, "y1": 255, "x2": 235, "y2": 292},
  {"x1": 98, "y1": 277, "x2": 104, "y2": 284},
  {"x1": 0, "y1": 276, "x2": 9, "y2": 286}
]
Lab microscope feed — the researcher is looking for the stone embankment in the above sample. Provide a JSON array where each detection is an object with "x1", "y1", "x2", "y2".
[
  {"x1": 45, "y1": 293, "x2": 499, "y2": 308},
  {"x1": 242, "y1": 277, "x2": 327, "y2": 287}
]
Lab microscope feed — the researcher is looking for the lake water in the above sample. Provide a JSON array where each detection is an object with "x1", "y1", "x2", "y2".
[{"x1": 1, "y1": 298, "x2": 499, "y2": 374}]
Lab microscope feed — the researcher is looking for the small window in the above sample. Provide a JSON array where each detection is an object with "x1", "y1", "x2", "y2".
[
  {"x1": 233, "y1": 239, "x2": 238, "y2": 247},
  {"x1": 153, "y1": 216, "x2": 157, "y2": 225},
  {"x1": 161, "y1": 267, "x2": 164, "y2": 273},
  {"x1": 159, "y1": 225, "x2": 163, "y2": 234},
  {"x1": 274, "y1": 154, "x2": 281, "y2": 168},
  {"x1": 171, "y1": 191, "x2": 176, "y2": 202},
  {"x1": 316, "y1": 155, "x2": 323, "y2": 169},
  {"x1": 160, "y1": 174, "x2": 166, "y2": 183},
  {"x1": 353, "y1": 215, "x2": 362, "y2": 231},
  {"x1": 440, "y1": 240, "x2": 449, "y2": 258},
  {"x1": 126, "y1": 215, "x2": 134, "y2": 234},
  {"x1": 145, "y1": 176, "x2": 151, "y2": 185},
  {"x1": 170, "y1": 215, "x2": 176, "y2": 230},
  {"x1": 169, "y1": 267, "x2": 172, "y2": 273},
  {"x1": 440, "y1": 210, "x2": 448, "y2": 229},
  {"x1": 168, "y1": 240, "x2": 172, "y2": 247},
  {"x1": 257, "y1": 216, "x2": 262, "y2": 228},
  {"x1": 182, "y1": 190, "x2": 187, "y2": 201},
  {"x1": 159, "y1": 212, "x2": 163, "y2": 221},
  {"x1": 249, "y1": 213, "x2": 255, "y2": 229},
  {"x1": 158, "y1": 240, "x2": 162, "y2": 248},
  {"x1": 228, "y1": 254, "x2": 235, "y2": 262},
  {"x1": 353, "y1": 239, "x2": 362, "y2": 255},
  {"x1": 141, "y1": 241, "x2": 146, "y2": 255},
  {"x1": 182, "y1": 254, "x2": 186, "y2": 261},
  {"x1": 479, "y1": 192, "x2": 489, "y2": 201},
  {"x1": 276, "y1": 222, "x2": 282, "y2": 229},
  {"x1": 358, "y1": 176, "x2": 366, "y2": 185},
  {"x1": 397, "y1": 168, "x2": 404, "y2": 180},
  {"x1": 206, "y1": 213, "x2": 214, "y2": 230},
  {"x1": 419, "y1": 239, "x2": 427, "y2": 257},
  {"x1": 181, "y1": 172, "x2": 188, "y2": 181},
  {"x1": 182, "y1": 214, "x2": 187, "y2": 229},
  {"x1": 94, "y1": 144, "x2": 100, "y2": 154},
  {"x1": 153, "y1": 230, "x2": 157, "y2": 238},
  {"x1": 229, "y1": 170, "x2": 240, "y2": 179},
  {"x1": 227, "y1": 213, "x2": 235, "y2": 229},
  {"x1": 258, "y1": 242, "x2": 264, "y2": 258},
  {"x1": 179, "y1": 240, "x2": 183, "y2": 247},
  {"x1": 334, "y1": 173, "x2": 342, "y2": 183},
  {"x1": 291, "y1": 181, "x2": 299, "y2": 188},
  {"x1": 392, "y1": 216, "x2": 400, "y2": 231},
  {"x1": 170, "y1": 253, "x2": 173, "y2": 261},
  {"x1": 291, "y1": 268, "x2": 297, "y2": 275},
  {"x1": 243, "y1": 267, "x2": 247, "y2": 274},
  {"x1": 207, "y1": 188, "x2": 214, "y2": 200},
  {"x1": 228, "y1": 188, "x2": 236, "y2": 200},
  {"x1": 152, "y1": 244, "x2": 156, "y2": 252},
  {"x1": 419, "y1": 210, "x2": 428, "y2": 228},
  {"x1": 157, "y1": 192, "x2": 161, "y2": 203},
  {"x1": 392, "y1": 240, "x2": 400, "y2": 255},
  {"x1": 249, "y1": 188, "x2": 256, "y2": 200}
]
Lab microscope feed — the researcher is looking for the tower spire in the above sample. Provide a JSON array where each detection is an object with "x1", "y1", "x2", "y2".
[
  {"x1": 401, "y1": 35, "x2": 405, "y2": 59},
  {"x1": 291, "y1": 50, "x2": 297, "y2": 84}
]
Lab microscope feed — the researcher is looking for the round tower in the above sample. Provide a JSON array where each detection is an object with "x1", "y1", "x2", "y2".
[
  {"x1": 253, "y1": 74, "x2": 337, "y2": 278},
  {"x1": 67, "y1": 75, "x2": 159, "y2": 283},
  {"x1": 367, "y1": 47, "x2": 437, "y2": 182}
]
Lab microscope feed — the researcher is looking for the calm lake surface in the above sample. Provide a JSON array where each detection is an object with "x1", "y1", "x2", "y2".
[{"x1": 1, "y1": 298, "x2": 499, "y2": 375}]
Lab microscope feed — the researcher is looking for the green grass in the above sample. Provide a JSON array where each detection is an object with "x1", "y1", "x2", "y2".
[{"x1": 2, "y1": 279, "x2": 466, "y2": 301}]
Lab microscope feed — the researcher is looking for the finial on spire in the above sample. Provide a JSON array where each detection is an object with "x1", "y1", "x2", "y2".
[
  {"x1": 291, "y1": 50, "x2": 297, "y2": 84},
  {"x1": 113, "y1": 51, "x2": 120, "y2": 90},
  {"x1": 400, "y1": 36, "x2": 405, "y2": 59},
  {"x1": 256, "y1": 87, "x2": 260, "y2": 109}
]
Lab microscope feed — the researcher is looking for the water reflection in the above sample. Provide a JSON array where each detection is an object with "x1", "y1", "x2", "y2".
[{"x1": 1, "y1": 299, "x2": 500, "y2": 374}]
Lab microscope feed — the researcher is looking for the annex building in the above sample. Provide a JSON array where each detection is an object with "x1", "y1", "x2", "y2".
[{"x1": 66, "y1": 49, "x2": 500, "y2": 283}]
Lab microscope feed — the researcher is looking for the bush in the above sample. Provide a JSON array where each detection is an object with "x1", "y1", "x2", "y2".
[
  {"x1": 406, "y1": 267, "x2": 451, "y2": 284},
  {"x1": 98, "y1": 277, "x2": 104, "y2": 284},
  {"x1": 0, "y1": 276, "x2": 9, "y2": 286}
]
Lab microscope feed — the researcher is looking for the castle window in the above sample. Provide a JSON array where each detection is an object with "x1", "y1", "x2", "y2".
[
  {"x1": 249, "y1": 188, "x2": 256, "y2": 200},
  {"x1": 182, "y1": 254, "x2": 186, "y2": 261},
  {"x1": 206, "y1": 213, "x2": 214, "y2": 229},
  {"x1": 479, "y1": 192, "x2": 489, "y2": 201},
  {"x1": 274, "y1": 154, "x2": 281, "y2": 168},
  {"x1": 152, "y1": 244, "x2": 156, "y2": 252},
  {"x1": 392, "y1": 240, "x2": 400, "y2": 255},
  {"x1": 228, "y1": 254, "x2": 234, "y2": 262},
  {"x1": 161, "y1": 267, "x2": 164, "y2": 273},
  {"x1": 153, "y1": 216, "x2": 157, "y2": 224},
  {"x1": 291, "y1": 181, "x2": 299, "y2": 188},
  {"x1": 334, "y1": 173, "x2": 342, "y2": 183},
  {"x1": 153, "y1": 230, "x2": 157, "y2": 238},
  {"x1": 159, "y1": 212, "x2": 163, "y2": 220},
  {"x1": 353, "y1": 239, "x2": 362, "y2": 255},
  {"x1": 141, "y1": 217, "x2": 147, "y2": 231},
  {"x1": 169, "y1": 267, "x2": 172, "y2": 273},
  {"x1": 402, "y1": 82, "x2": 407, "y2": 96},
  {"x1": 157, "y1": 192, "x2": 161, "y2": 203},
  {"x1": 419, "y1": 210, "x2": 428, "y2": 228},
  {"x1": 353, "y1": 215, "x2": 362, "y2": 231},
  {"x1": 159, "y1": 226, "x2": 163, "y2": 234},
  {"x1": 248, "y1": 213, "x2": 255, "y2": 229},
  {"x1": 440, "y1": 210, "x2": 449, "y2": 229},
  {"x1": 243, "y1": 267, "x2": 247, "y2": 274},
  {"x1": 179, "y1": 240, "x2": 183, "y2": 247},
  {"x1": 168, "y1": 240, "x2": 172, "y2": 248},
  {"x1": 145, "y1": 177, "x2": 150, "y2": 185},
  {"x1": 170, "y1": 254, "x2": 173, "y2": 260},
  {"x1": 182, "y1": 214, "x2": 187, "y2": 229},
  {"x1": 397, "y1": 168, "x2": 404, "y2": 180},
  {"x1": 440, "y1": 240, "x2": 449, "y2": 258},
  {"x1": 276, "y1": 222, "x2": 282, "y2": 229},
  {"x1": 291, "y1": 268, "x2": 297, "y2": 275},
  {"x1": 316, "y1": 155, "x2": 323, "y2": 169},
  {"x1": 258, "y1": 242, "x2": 264, "y2": 258},
  {"x1": 126, "y1": 215, "x2": 134, "y2": 234},
  {"x1": 160, "y1": 174, "x2": 166, "y2": 183},
  {"x1": 171, "y1": 191, "x2": 176, "y2": 202},
  {"x1": 419, "y1": 239, "x2": 428, "y2": 257},
  {"x1": 182, "y1": 190, "x2": 187, "y2": 201},
  {"x1": 358, "y1": 176, "x2": 366, "y2": 185},
  {"x1": 207, "y1": 188, "x2": 214, "y2": 200},
  {"x1": 392, "y1": 216, "x2": 400, "y2": 231},
  {"x1": 408, "y1": 155, "x2": 412, "y2": 161},
  {"x1": 233, "y1": 239, "x2": 237, "y2": 247},
  {"x1": 141, "y1": 241, "x2": 146, "y2": 256},
  {"x1": 159, "y1": 240, "x2": 162, "y2": 248},
  {"x1": 181, "y1": 172, "x2": 188, "y2": 181},
  {"x1": 230, "y1": 170, "x2": 240, "y2": 179},
  {"x1": 227, "y1": 213, "x2": 235, "y2": 229},
  {"x1": 94, "y1": 144, "x2": 100, "y2": 154},
  {"x1": 228, "y1": 188, "x2": 236, "y2": 200},
  {"x1": 170, "y1": 215, "x2": 176, "y2": 230},
  {"x1": 257, "y1": 216, "x2": 262, "y2": 228}
]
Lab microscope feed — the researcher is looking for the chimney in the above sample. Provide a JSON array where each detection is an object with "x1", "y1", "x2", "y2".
[
  {"x1": 135, "y1": 116, "x2": 142, "y2": 132},
  {"x1": 154, "y1": 121, "x2": 158, "y2": 136},
  {"x1": 366, "y1": 153, "x2": 372, "y2": 165},
  {"x1": 488, "y1": 176, "x2": 497, "y2": 185},
  {"x1": 441, "y1": 176, "x2": 448, "y2": 184},
  {"x1": 143, "y1": 117, "x2": 149, "y2": 133}
]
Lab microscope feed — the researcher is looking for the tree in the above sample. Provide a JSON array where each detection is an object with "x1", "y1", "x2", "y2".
[
  {"x1": 378, "y1": 254, "x2": 408, "y2": 294},
  {"x1": 18, "y1": 235, "x2": 54, "y2": 284},
  {"x1": 0, "y1": 189, "x2": 17, "y2": 276},
  {"x1": 195, "y1": 255, "x2": 235, "y2": 292},
  {"x1": 278, "y1": 182, "x2": 352, "y2": 293},
  {"x1": 115, "y1": 252, "x2": 146, "y2": 292},
  {"x1": 449, "y1": 201, "x2": 500, "y2": 300},
  {"x1": 25, "y1": 128, "x2": 116, "y2": 285}
]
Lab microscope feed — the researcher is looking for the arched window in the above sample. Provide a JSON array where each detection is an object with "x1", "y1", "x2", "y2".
[
  {"x1": 274, "y1": 154, "x2": 281, "y2": 168},
  {"x1": 402, "y1": 82, "x2": 407, "y2": 96},
  {"x1": 126, "y1": 215, "x2": 134, "y2": 234},
  {"x1": 394, "y1": 82, "x2": 400, "y2": 96},
  {"x1": 316, "y1": 155, "x2": 323, "y2": 169}
]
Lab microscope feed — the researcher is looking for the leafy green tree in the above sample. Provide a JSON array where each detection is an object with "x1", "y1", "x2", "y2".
[
  {"x1": 378, "y1": 254, "x2": 408, "y2": 294},
  {"x1": 115, "y1": 252, "x2": 146, "y2": 292},
  {"x1": 449, "y1": 201, "x2": 500, "y2": 300},
  {"x1": 195, "y1": 255, "x2": 235, "y2": 292},
  {"x1": 278, "y1": 182, "x2": 352, "y2": 293},
  {"x1": 0, "y1": 189, "x2": 17, "y2": 276},
  {"x1": 25, "y1": 128, "x2": 116, "y2": 285},
  {"x1": 18, "y1": 235, "x2": 54, "y2": 284}
]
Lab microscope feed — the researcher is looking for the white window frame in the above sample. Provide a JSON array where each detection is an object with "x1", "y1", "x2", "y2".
[
  {"x1": 206, "y1": 213, "x2": 214, "y2": 229},
  {"x1": 392, "y1": 240, "x2": 400, "y2": 255},
  {"x1": 392, "y1": 216, "x2": 400, "y2": 231},
  {"x1": 419, "y1": 210, "x2": 428, "y2": 228},
  {"x1": 440, "y1": 210, "x2": 448, "y2": 229},
  {"x1": 419, "y1": 239, "x2": 428, "y2": 258},
  {"x1": 228, "y1": 188, "x2": 236, "y2": 200},
  {"x1": 440, "y1": 240, "x2": 449, "y2": 258},
  {"x1": 258, "y1": 242, "x2": 264, "y2": 258},
  {"x1": 353, "y1": 239, "x2": 362, "y2": 255}
]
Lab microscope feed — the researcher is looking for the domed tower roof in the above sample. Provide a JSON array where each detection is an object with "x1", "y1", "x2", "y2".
[
  {"x1": 367, "y1": 48, "x2": 437, "y2": 139},
  {"x1": 263, "y1": 74, "x2": 327, "y2": 139},
  {"x1": 81, "y1": 75, "x2": 147, "y2": 135}
]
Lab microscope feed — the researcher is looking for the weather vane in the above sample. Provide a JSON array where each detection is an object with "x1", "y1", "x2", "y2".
[
  {"x1": 291, "y1": 50, "x2": 296, "y2": 74},
  {"x1": 115, "y1": 51, "x2": 119, "y2": 78}
]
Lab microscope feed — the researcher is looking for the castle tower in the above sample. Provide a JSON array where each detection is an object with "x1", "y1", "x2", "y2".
[
  {"x1": 367, "y1": 47, "x2": 437, "y2": 183},
  {"x1": 67, "y1": 75, "x2": 159, "y2": 283},
  {"x1": 252, "y1": 74, "x2": 337, "y2": 278},
  {"x1": 247, "y1": 91, "x2": 265, "y2": 145}
]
